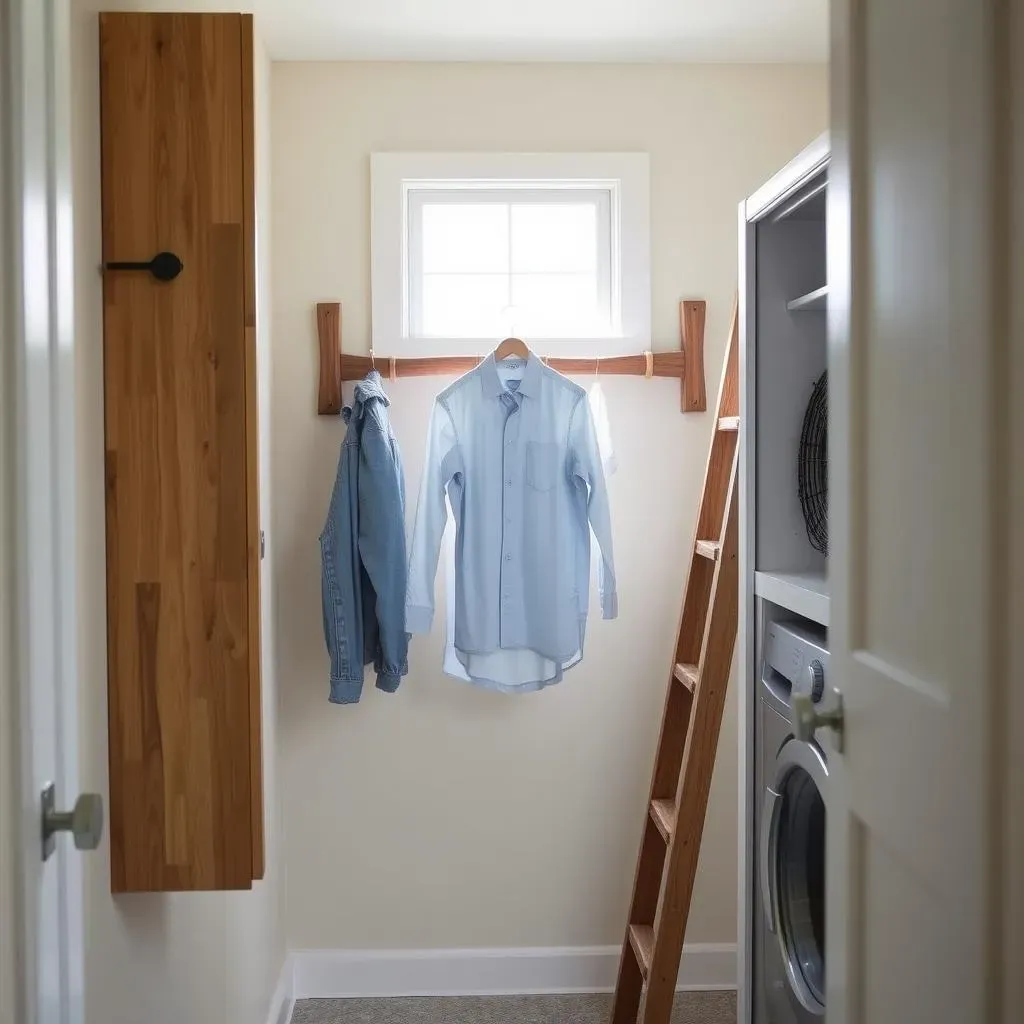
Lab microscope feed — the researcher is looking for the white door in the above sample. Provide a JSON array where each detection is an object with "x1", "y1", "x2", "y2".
[
  {"x1": 1, "y1": 2, "x2": 92, "y2": 1023},
  {"x1": 827, "y1": 1, "x2": 1020, "y2": 1022}
]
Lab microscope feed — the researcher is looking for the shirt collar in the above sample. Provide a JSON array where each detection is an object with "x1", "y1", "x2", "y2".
[
  {"x1": 342, "y1": 369, "x2": 390, "y2": 423},
  {"x1": 354, "y1": 369, "x2": 390, "y2": 407},
  {"x1": 481, "y1": 351, "x2": 543, "y2": 400}
]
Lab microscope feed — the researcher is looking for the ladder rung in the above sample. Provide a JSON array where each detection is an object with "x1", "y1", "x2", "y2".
[
  {"x1": 673, "y1": 662, "x2": 698, "y2": 692},
  {"x1": 649, "y1": 798, "x2": 676, "y2": 840},
  {"x1": 718, "y1": 416, "x2": 739, "y2": 431},
  {"x1": 695, "y1": 539, "x2": 721, "y2": 561},
  {"x1": 628, "y1": 923, "x2": 654, "y2": 979}
]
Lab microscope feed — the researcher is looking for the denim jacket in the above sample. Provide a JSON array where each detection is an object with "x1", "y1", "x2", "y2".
[{"x1": 320, "y1": 371, "x2": 409, "y2": 703}]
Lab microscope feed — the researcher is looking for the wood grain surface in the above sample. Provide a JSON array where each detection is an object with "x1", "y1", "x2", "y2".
[
  {"x1": 314, "y1": 299, "x2": 706, "y2": 414},
  {"x1": 100, "y1": 12, "x2": 259, "y2": 892},
  {"x1": 340, "y1": 350, "x2": 688, "y2": 381},
  {"x1": 239, "y1": 11, "x2": 265, "y2": 884},
  {"x1": 679, "y1": 299, "x2": 707, "y2": 412},
  {"x1": 316, "y1": 302, "x2": 343, "y2": 414}
]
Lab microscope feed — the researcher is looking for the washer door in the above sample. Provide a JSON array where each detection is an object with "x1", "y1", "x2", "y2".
[{"x1": 762, "y1": 738, "x2": 828, "y2": 1016}]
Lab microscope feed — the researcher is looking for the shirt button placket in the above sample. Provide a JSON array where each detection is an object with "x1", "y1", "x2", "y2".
[
  {"x1": 499, "y1": 399, "x2": 522, "y2": 646},
  {"x1": 500, "y1": 406, "x2": 512, "y2": 645}
]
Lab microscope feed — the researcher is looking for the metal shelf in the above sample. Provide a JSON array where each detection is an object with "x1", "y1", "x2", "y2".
[
  {"x1": 754, "y1": 569, "x2": 829, "y2": 626},
  {"x1": 786, "y1": 285, "x2": 828, "y2": 312}
]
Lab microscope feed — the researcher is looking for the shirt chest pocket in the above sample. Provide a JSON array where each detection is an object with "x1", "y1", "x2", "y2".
[{"x1": 526, "y1": 441, "x2": 562, "y2": 492}]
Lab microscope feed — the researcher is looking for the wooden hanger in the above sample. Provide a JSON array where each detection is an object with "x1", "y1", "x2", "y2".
[{"x1": 493, "y1": 336, "x2": 530, "y2": 361}]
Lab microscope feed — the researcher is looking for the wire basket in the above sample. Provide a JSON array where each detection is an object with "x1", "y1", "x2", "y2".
[{"x1": 797, "y1": 372, "x2": 828, "y2": 555}]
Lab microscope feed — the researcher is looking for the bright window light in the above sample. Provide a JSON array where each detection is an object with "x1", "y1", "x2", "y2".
[{"x1": 408, "y1": 189, "x2": 613, "y2": 340}]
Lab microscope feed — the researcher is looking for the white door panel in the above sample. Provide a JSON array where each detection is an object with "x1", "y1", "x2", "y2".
[
  {"x1": 2, "y1": 1, "x2": 87, "y2": 1022},
  {"x1": 829, "y1": 0, "x2": 1012, "y2": 1021}
]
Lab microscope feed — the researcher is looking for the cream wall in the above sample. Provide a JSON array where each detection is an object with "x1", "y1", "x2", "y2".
[
  {"x1": 271, "y1": 61, "x2": 827, "y2": 951},
  {"x1": 71, "y1": 6, "x2": 284, "y2": 1024}
]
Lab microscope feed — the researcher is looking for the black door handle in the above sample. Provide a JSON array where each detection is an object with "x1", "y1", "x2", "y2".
[{"x1": 104, "y1": 250, "x2": 183, "y2": 282}]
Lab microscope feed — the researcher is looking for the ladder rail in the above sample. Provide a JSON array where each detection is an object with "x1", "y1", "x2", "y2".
[
  {"x1": 609, "y1": 298, "x2": 741, "y2": 1024},
  {"x1": 645, "y1": 460, "x2": 739, "y2": 1020}
]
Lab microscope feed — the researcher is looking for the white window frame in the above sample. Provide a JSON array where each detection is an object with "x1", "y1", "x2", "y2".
[{"x1": 371, "y1": 152, "x2": 651, "y2": 358}]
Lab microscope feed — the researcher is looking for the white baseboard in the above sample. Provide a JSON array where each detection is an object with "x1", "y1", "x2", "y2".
[
  {"x1": 291, "y1": 944, "x2": 737, "y2": 1000},
  {"x1": 265, "y1": 953, "x2": 295, "y2": 1024}
]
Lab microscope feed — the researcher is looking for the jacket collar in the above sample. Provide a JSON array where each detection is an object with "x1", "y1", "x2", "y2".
[
  {"x1": 343, "y1": 369, "x2": 390, "y2": 423},
  {"x1": 480, "y1": 351, "x2": 542, "y2": 400}
]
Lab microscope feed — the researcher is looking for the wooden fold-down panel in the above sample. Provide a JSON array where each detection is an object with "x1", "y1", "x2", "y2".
[{"x1": 99, "y1": 11, "x2": 263, "y2": 892}]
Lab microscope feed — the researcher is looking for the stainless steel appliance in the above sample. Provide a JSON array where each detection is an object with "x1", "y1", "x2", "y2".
[{"x1": 755, "y1": 618, "x2": 831, "y2": 1023}]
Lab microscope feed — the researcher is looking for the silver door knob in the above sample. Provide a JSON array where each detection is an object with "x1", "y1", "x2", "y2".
[
  {"x1": 792, "y1": 691, "x2": 845, "y2": 752},
  {"x1": 41, "y1": 784, "x2": 104, "y2": 860}
]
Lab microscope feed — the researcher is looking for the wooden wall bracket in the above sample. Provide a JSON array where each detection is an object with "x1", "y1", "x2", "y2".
[
  {"x1": 315, "y1": 299, "x2": 707, "y2": 415},
  {"x1": 316, "y1": 302, "x2": 343, "y2": 416},
  {"x1": 679, "y1": 299, "x2": 707, "y2": 413}
]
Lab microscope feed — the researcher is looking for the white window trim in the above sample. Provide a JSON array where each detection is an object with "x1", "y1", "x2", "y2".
[{"x1": 371, "y1": 152, "x2": 651, "y2": 358}]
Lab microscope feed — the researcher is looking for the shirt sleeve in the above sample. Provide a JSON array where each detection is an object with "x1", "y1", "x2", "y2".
[
  {"x1": 587, "y1": 381, "x2": 618, "y2": 476},
  {"x1": 357, "y1": 410, "x2": 409, "y2": 692},
  {"x1": 569, "y1": 393, "x2": 618, "y2": 620},
  {"x1": 405, "y1": 398, "x2": 463, "y2": 634}
]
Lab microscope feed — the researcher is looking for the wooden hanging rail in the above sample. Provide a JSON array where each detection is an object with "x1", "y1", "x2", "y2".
[{"x1": 315, "y1": 299, "x2": 707, "y2": 416}]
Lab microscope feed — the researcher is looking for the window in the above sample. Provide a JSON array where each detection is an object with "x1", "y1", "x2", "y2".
[
  {"x1": 409, "y1": 189, "x2": 611, "y2": 340},
  {"x1": 372, "y1": 153, "x2": 650, "y2": 357}
]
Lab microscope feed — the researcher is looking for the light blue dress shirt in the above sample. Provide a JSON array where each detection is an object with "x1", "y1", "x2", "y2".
[{"x1": 406, "y1": 352, "x2": 617, "y2": 691}]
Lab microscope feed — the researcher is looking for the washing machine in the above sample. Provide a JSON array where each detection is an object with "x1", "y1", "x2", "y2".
[{"x1": 754, "y1": 618, "x2": 831, "y2": 1024}]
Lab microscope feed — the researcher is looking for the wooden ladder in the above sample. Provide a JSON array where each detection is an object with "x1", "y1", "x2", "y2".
[{"x1": 610, "y1": 301, "x2": 741, "y2": 1024}]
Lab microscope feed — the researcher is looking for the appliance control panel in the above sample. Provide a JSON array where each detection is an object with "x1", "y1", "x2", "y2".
[{"x1": 762, "y1": 619, "x2": 829, "y2": 703}]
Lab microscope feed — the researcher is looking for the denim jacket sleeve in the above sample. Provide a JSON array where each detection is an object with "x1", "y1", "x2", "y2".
[
  {"x1": 320, "y1": 428, "x2": 364, "y2": 704},
  {"x1": 406, "y1": 398, "x2": 463, "y2": 634},
  {"x1": 357, "y1": 406, "x2": 409, "y2": 692},
  {"x1": 569, "y1": 392, "x2": 618, "y2": 619}
]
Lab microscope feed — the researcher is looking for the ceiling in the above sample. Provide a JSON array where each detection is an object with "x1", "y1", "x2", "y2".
[{"x1": 244, "y1": 0, "x2": 828, "y2": 63}]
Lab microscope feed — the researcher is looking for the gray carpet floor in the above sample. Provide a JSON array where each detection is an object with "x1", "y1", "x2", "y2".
[{"x1": 292, "y1": 992, "x2": 736, "y2": 1023}]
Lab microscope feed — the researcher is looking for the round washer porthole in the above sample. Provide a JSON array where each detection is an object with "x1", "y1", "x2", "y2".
[{"x1": 774, "y1": 759, "x2": 827, "y2": 1013}]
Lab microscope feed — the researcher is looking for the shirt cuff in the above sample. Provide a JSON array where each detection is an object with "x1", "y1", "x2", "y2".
[
  {"x1": 601, "y1": 591, "x2": 618, "y2": 620},
  {"x1": 329, "y1": 676, "x2": 364, "y2": 705},
  {"x1": 405, "y1": 604, "x2": 434, "y2": 634},
  {"x1": 375, "y1": 671, "x2": 402, "y2": 693}
]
